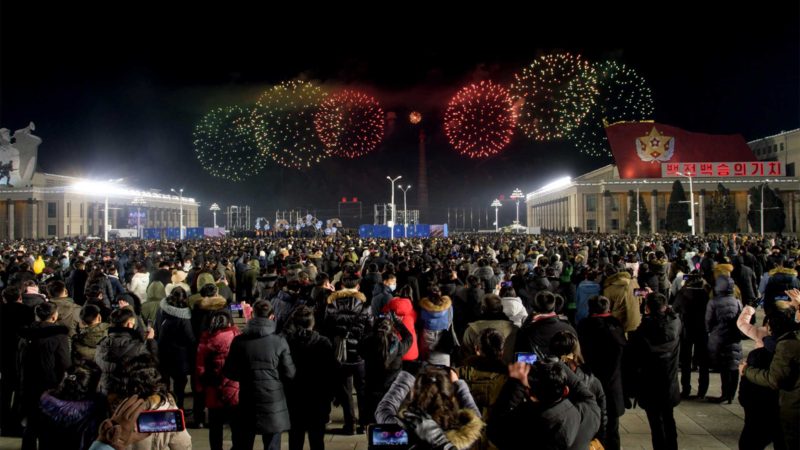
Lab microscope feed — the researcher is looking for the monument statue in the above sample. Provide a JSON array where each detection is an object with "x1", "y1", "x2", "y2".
[{"x1": 0, "y1": 122, "x2": 41, "y2": 188}]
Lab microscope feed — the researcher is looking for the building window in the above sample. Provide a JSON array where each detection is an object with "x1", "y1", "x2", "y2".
[
  {"x1": 780, "y1": 143, "x2": 785, "y2": 152},
  {"x1": 80, "y1": 224, "x2": 84, "y2": 235},
  {"x1": 47, "y1": 202, "x2": 57, "y2": 218},
  {"x1": 774, "y1": 144, "x2": 778, "y2": 153},
  {"x1": 80, "y1": 203, "x2": 84, "y2": 218},
  {"x1": 67, "y1": 224, "x2": 71, "y2": 235},
  {"x1": 67, "y1": 202, "x2": 71, "y2": 218},
  {"x1": 586, "y1": 219, "x2": 597, "y2": 231},
  {"x1": 611, "y1": 219, "x2": 619, "y2": 230},
  {"x1": 586, "y1": 195, "x2": 597, "y2": 212},
  {"x1": 47, "y1": 224, "x2": 56, "y2": 236},
  {"x1": 610, "y1": 195, "x2": 619, "y2": 212}
]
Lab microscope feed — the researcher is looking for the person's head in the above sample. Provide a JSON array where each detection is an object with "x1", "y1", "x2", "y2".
[
  {"x1": 528, "y1": 361, "x2": 569, "y2": 406},
  {"x1": 166, "y1": 286, "x2": 188, "y2": 308},
  {"x1": 476, "y1": 327, "x2": 505, "y2": 361},
  {"x1": 396, "y1": 285, "x2": 413, "y2": 300},
  {"x1": 532, "y1": 291, "x2": 558, "y2": 314},
  {"x1": 252, "y1": 299, "x2": 275, "y2": 319},
  {"x1": 480, "y1": 294, "x2": 504, "y2": 315},
  {"x1": 549, "y1": 331, "x2": 585, "y2": 365},
  {"x1": 587, "y1": 295, "x2": 611, "y2": 315},
  {"x1": 766, "y1": 308, "x2": 798, "y2": 338},
  {"x1": 411, "y1": 366, "x2": 459, "y2": 430},
  {"x1": 110, "y1": 307, "x2": 137, "y2": 328},
  {"x1": 47, "y1": 280, "x2": 69, "y2": 299},
  {"x1": 315, "y1": 272, "x2": 330, "y2": 287},
  {"x1": 288, "y1": 305, "x2": 315, "y2": 331},
  {"x1": 22, "y1": 279, "x2": 38, "y2": 294},
  {"x1": 86, "y1": 283, "x2": 104, "y2": 300},
  {"x1": 208, "y1": 309, "x2": 234, "y2": 333},
  {"x1": 382, "y1": 272, "x2": 397, "y2": 291},
  {"x1": 53, "y1": 362, "x2": 101, "y2": 402},
  {"x1": 368, "y1": 263, "x2": 379, "y2": 273},
  {"x1": 341, "y1": 274, "x2": 361, "y2": 290},
  {"x1": 2, "y1": 285, "x2": 21, "y2": 304},
  {"x1": 35, "y1": 302, "x2": 58, "y2": 323},
  {"x1": 499, "y1": 285, "x2": 516, "y2": 298},
  {"x1": 466, "y1": 275, "x2": 480, "y2": 288},
  {"x1": 80, "y1": 304, "x2": 102, "y2": 326},
  {"x1": 199, "y1": 283, "x2": 218, "y2": 298},
  {"x1": 427, "y1": 283, "x2": 443, "y2": 304},
  {"x1": 645, "y1": 292, "x2": 668, "y2": 315},
  {"x1": 106, "y1": 354, "x2": 168, "y2": 407}
]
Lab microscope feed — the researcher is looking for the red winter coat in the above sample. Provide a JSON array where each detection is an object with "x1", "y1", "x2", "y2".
[
  {"x1": 196, "y1": 326, "x2": 241, "y2": 409},
  {"x1": 383, "y1": 297, "x2": 419, "y2": 361}
]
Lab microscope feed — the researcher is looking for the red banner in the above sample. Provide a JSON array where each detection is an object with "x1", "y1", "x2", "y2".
[{"x1": 604, "y1": 121, "x2": 757, "y2": 179}]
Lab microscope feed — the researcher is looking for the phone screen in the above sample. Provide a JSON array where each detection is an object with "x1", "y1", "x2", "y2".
[
  {"x1": 136, "y1": 409, "x2": 185, "y2": 433},
  {"x1": 229, "y1": 303, "x2": 243, "y2": 312},
  {"x1": 682, "y1": 275, "x2": 689, "y2": 281},
  {"x1": 369, "y1": 424, "x2": 409, "y2": 447},
  {"x1": 501, "y1": 281, "x2": 513, "y2": 288},
  {"x1": 775, "y1": 295, "x2": 789, "y2": 301},
  {"x1": 515, "y1": 352, "x2": 538, "y2": 364},
  {"x1": 634, "y1": 289, "x2": 648, "y2": 297}
]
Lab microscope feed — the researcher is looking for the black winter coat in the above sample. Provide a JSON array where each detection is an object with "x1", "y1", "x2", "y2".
[
  {"x1": 514, "y1": 314, "x2": 576, "y2": 356},
  {"x1": 18, "y1": 323, "x2": 70, "y2": 413},
  {"x1": 95, "y1": 326, "x2": 155, "y2": 395},
  {"x1": 738, "y1": 337, "x2": 779, "y2": 411},
  {"x1": 223, "y1": 317, "x2": 296, "y2": 434},
  {"x1": 453, "y1": 286, "x2": 484, "y2": 338},
  {"x1": 284, "y1": 328, "x2": 337, "y2": 425},
  {"x1": 322, "y1": 289, "x2": 372, "y2": 364},
  {"x1": 0, "y1": 302, "x2": 34, "y2": 385},
  {"x1": 732, "y1": 264, "x2": 758, "y2": 304},
  {"x1": 706, "y1": 294, "x2": 743, "y2": 371},
  {"x1": 155, "y1": 300, "x2": 196, "y2": 377},
  {"x1": 623, "y1": 311, "x2": 682, "y2": 409},
  {"x1": 578, "y1": 314, "x2": 626, "y2": 418},
  {"x1": 672, "y1": 284, "x2": 710, "y2": 339},
  {"x1": 359, "y1": 318, "x2": 413, "y2": 394}
]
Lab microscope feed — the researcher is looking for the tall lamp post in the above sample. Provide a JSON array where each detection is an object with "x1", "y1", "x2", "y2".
[
  {"x1": 510, "y1": 188, "x2": 524, "y2": 225},
  {"x1": 491, "y1": 199, "x2": 502, "y2": 232},
  {"x1": 387, "y1": 176, "x2": 402, "y2": 239},
  {"x1": 131, "y1": 197, "x2": 146, "y2": 239},
  {"x1": 170, "y1": 188, "x2": 184, "y2": 239},
  {"x1": 760, "y1": 180, "x2": 775, "y2": 237},
  {"x1": 676, "y1": 172, "x2": 696, "y2": 236},
  {"x1": 398, "y1": 185, "x2": 411, "y2": 237},
  {"x1": 210, "y1": 203, "x2": 220, "y2": 228}
]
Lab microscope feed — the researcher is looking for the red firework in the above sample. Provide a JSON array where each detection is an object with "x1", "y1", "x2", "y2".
[
  {"x1": 444, "y1": 80, "x2": 517, "y2": 158},
  {"x1": 315, "y1": 90, "x2": 385, "y2": 158}
]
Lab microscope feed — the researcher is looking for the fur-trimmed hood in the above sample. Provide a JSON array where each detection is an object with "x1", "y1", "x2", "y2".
[
  {"x1": 326, "y1": 289, "x2": 366, "y2": 304},
  {"x1": 445, "y1": 409, "x2": 484, "y2": 450},
  {"x1": 769, "y1": 267, "x2": 798, "y2": 277},
  {"x1": 159, "y1": 298, "x2": 192, "y2": 319},
  {"x1": 198, "y1": 295, "x2": 227, "y2": 311},
  {"x1": 420, "y1": 295, "x2": 453, "y2": 312}
]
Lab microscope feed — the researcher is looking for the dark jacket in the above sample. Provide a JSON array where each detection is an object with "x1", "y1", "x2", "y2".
[
  {"x1": 452, "y1": 285, "x2": 484, "y2": 338},
  {"x1": 0, "y1": 302, "x2": 34, "y2": 385},
  {"x1": 738, "y1": 336, "x2": 779, "y2": 411},
  {"x1": 573, "y1": 365, "x2": 607, "y2": 442},
  {"x1": 359, "y1": 317, "x2": 413, "y2": 394},
  {"x1": 155, "y1": 299, "x2": 196, "y2": 377},
  {"x1": 732, "y1": 263, "x2": 758, "y2": 304},
  {"x1": 191, "y1": 295, "x2": 227, "y2": 339},
  {"x1": 488, "y1": 368, "x2": 601, "y2": 450},
  {"x1": 71, "y1": 322, "x2": 110, "y2": 365},
  {"x1": 52, "y1": 297, "x2": 82, "y2": 337},
  {"x1": 67, "y1": 269, "x2": 89, "y2": 305},
  {"x1": 706, "y1": 277, "x2": 743, "y2": 371},
  {"x1": 322, "y1": 289, "x2": 372, "y2": 364},
  {"x1": 39, "y1": 392, "x2": 105, "y2": 450},
  {"x1": 514, "y1": 314, "x2": 576, "y2": 356},
  {"x1": 672, "y1": 284, "x2": 710, "y2": 339},
  {"x1": 196, "y1": 326, "x2": 240, "y2": 409},
  {"x1": 578, "y1": 314, "x2": 626, "y2": 418},
  {"x1": 223, "y1": 317, "x2": 296, "y2": 433},
  {"x1": 763, "y1": 268, "x2": 800, "y2": 313},
  {"x1": 21, "y1": 292, "x2": 46, "y2": 309},
  {"x1": 370, "y1": 283, "x2": 394, "y2": 316},
  {"x1": 623, "y1": 310, "x2": 682, "y2": 409},
  {"x1": 360, "y1": 272, "x2": 382, "y2": 306},
  {"x1": 284, "y1": 328, "x2": 337, "y2": 424},
  {"x1": 95, "y1": 326, "x2": 154, "y2": 394},
  {"x1": 18, "y1": 322, "x2": 70, "y2": 412}
]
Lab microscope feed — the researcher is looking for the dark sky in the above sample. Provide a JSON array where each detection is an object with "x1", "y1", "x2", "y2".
[{"x1": 1, "y1": 3, "x2": 798, "y2": 227}]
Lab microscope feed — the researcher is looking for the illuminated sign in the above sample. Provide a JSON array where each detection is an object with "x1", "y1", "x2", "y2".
[{"x1": 662, "y1": 161, "x2": 784, "y2": 178}]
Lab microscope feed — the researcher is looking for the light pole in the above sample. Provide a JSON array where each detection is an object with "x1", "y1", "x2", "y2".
[
  {"x1": 491, "y1": 199, "x2": 502, "y2": 232},
  {"x1": 398, "y1": 185, "x2": 411, "y2": 238},
  {"x1": 635, "y1": 187, "x2": 641, "y2": 237},
  {"x1": 510, "y1": 188, "x2": 524, "y2": 225},
  {"x1": 131, "y1": 197, "x2": 146, "y2": 239},
  {"x1": 210, "y1": 203, "x2": 220, "y2": 228},
  {"x1": 676, "y1": 172, "x2": 696, "y2": 236},
  {"x1": 171, "y1": 188, "x2": 184, "y2": 239},
  {"x1": 759, "y1": 180, "x2": 775, "y2": 237},
  {"x1": 387, "y1": 175, "x2": 402, "y2": 239}
]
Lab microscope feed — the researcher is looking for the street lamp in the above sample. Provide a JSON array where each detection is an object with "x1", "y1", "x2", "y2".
[
  {"x1": 131, "y1": 197, "x2": 146, "y2": 239},
  {"x1": 387, "y1": 176, "x2": 402, "y2": 239},
  {"x1": 676, "y1": 172, "x2": 696, "y2": 236},
  {"x1": 491, "y1": 199, "x2": 502, "y2": 232},
  {"x1": 510, "y1": 188, "x2": 524, "y2": 225},
  {"x1": 210, "y1": 203, "x2": 220, "y2": 228},
  {"x1": 170, "y1": 188, "x2": 184, "y2": 240},
  {"x1": 398, "y1": 185, "x2": 411, "y2": 237},
  {"x1": 635, "y1": 180, "x2": 648, "y2": 237},
  {"x1": 760, "y1": 180, "x2": 776, "y2": 237}
]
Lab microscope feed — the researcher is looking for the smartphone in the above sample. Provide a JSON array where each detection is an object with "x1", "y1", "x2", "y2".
[
  {"x1": 501, "y1": 280, "x2": 513, "y2": 288},
  {"x1": 368, "y1": 424, "x2": 409, "y2": 449},
  {"x1": 682, "y1": 275, "x2": 689, "y2": 281},
  {"x1": 634, "y1": 288, "x2": 648, "y2": 297},
  {"x1": 229, "y1": 303, "x2": 243, "y2": 312},
  {"x1": 515, "y1": 352, "x2": 538, "y2": 364},
  {"x1": 136, "y1": 409, "x2": 186, "y2": 433},
  {"x1": 775, "y1": 295, "x2": 790, "y2": 301}
]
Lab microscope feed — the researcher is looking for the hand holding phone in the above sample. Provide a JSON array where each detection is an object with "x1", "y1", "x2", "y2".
[
  {"x1": 515, "y1": 352, "x2": 538, "y2": 365},
  {"x1": 136, "y1": 409, "x2": 186, "y2": 433}
]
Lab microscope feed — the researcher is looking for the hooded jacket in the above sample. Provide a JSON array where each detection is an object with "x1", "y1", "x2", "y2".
[
  {"x1": 155, "y1": 299, "x2": 196, "y2": 377},
  {"x1": 577, "y1": 314, "x2": 626, "y2": 418},
  {"x1": 420, "y1": 296, "x2": 453, "y2": 332},
  {"x1": 95, "y1": 326, "x2": 154, "y2": 395},
  {"x1": 52, "y1": 297, "x2": 82, "y2": 337},
  {"x1": 39, "y1": 392, "x2": 105, "y2": 450},
  {"x1": 18, "y1": 322, "x2": 71, "y2": 410},
  {"x1": 191, "y1": 295, "x2": 227, "y2": 338},
  {"x1": 284, "y1": 327, "x2": 337, "y2": 424},
  {"x1": 382, "y1": 296, "x2": 419, "y2": 361},
  {"x1": 706, "y1": 276, "x2": 743, "y2": 370},
  {"x1": 196, "y1": 325, "x2": 241, "y2": 409},
  {"x1": 72, "y1": 322, "x2": 110, "y2": 364},
  {"x1": 322, "y1": 289, "x2": 372, "y2": 364},
  {"x1": 603, "y1": 271, "x2": 641, "y2": 333},
  {"x1": 141, "y1": 281, "x2": 166, "y2": 324},
  {"x1": 623, "y1": 310, "x2": 682, "y2": 409}
]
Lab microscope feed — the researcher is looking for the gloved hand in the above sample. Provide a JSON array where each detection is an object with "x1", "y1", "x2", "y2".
[{"x1": 402, "y1": 408, "x2": 453, "y2": 450}]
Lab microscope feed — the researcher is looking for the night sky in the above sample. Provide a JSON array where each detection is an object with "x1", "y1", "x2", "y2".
[{"x1": 1, "y1": 3, "x2": 798, "y2": 227}]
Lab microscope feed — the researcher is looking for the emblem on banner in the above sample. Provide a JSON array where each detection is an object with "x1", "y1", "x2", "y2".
[{"x1": 636, "y1": 127, "x2": 675, "y2": 162}]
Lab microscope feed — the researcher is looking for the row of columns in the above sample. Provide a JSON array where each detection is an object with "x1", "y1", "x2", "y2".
[{"x1": 531, "y1": 197, "x2": 570, "y2": 231}]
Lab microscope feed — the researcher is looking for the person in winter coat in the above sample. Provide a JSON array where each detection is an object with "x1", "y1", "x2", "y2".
[
  {"x1": 761, "y1": 259, "x2": 800, "y2": 314},
  {"x1": 603, "y1": 266, "x2": 642, "y2": 333},
  {"x1": 66, "y1": 261, "x2": 89, "y2": 305},
  {"x1": 154, "y1": 286, "x2": 196, "y2": 410},
  {"x1": 623, "y1": 293, "x2": 681, "y2": 450},
  {"x1": 223, "y1": 299, "x2": 295, "y2": 450},
  {"x1": 141, "y1": 280, "x2": 166, "y2": 325},
  {"x1": 514, "y1": 291, "x2": 576, "y2": 357},
  {"x1": 18, "y1": 302, "x2": 71, "y2": 450},
  {"x1": 38, "y1": 362, "x2": 105, "y2": 450},
  {"x1": 382, "y1": 285, "x2": 419, "y2": 361},
  {"x1": 577, "y1": 295, "x2": 626, "y2": 450},
  {"x1": 359, "y1": 312, "x2": 413, "y2": 425},
  {"x1": 462, "y1": 294, "x2": 518, "y2": 364},
  {"x1": 271, "y1": 279, "x2": 307, "y2": 333},
  {"x1": 283, "y1": 306, "x2": 338, "y2": 450},
  {"x1": 48, "y1": 280, "x2": 81, "y2": 337},
  {"x1": 376, "y1": 366, "x2": 483, "y2": 450},
  {"x1": 732, "y1": 256, "x2": 758, "y2": 306},
  {"x1": 672, "y1": 272, "x2": 711, "y2": 399},
  {"x1": 499, "y1": 285, "x2": 528, "y2": 327},
  {"x1": 127, "y1": 263, "x2": 150, "y2": 303},
  {"x1": 574, "y1": 270, "x2": 602, "y2": 325},
  {"x1": 705, "y1": 276, "x2": 743, "y2": 403},
  {"x1": 370, "y1": 272, "x2": 396, "y2": 316},
  {"x1": 0, "y1": 285, "x2": 34, "y2": 435},
  {"x1": 487, "y1": 360, "x2": 601, "y2": 450},
  {"x1": 20, "y1": 279, "x2": 46, "y2": 309},
  {"x1": 419, "y1": 284, "x2": 455, "y2": 365},
  {"x1": 549, "y1": 330, "x2": 607, "y2": 445},
  {"x1": 191, "y1": 282, "x2": 228, "y2": 338},
  {"x1": 742, "y1": 309, "x2": 800, "y2": 450},
  {"x1": 72, "y1": 304, "x2": 110, "y2": 365},
  {"x1": 196, "y1": 310, "x2": 241, "y2": 450},
  {"x1": 95, "y1": 307, "x2": 156, "y2": 396},
  {"x1": 737, "y1": 309, "x2": 796, "y2": 450},
  {"x1": 453, "y1": 275, "x2": 484, "y2": 338}
]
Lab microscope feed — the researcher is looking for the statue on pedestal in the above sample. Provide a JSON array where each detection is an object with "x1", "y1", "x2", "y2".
[{"x1": 0, "y1": 122, "x2": 41, "y2": 188}]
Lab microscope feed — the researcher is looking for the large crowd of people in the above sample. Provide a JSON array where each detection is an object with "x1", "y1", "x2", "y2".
[{"x1": 0, "y1": 232, "x2": 798, "y2": 450}]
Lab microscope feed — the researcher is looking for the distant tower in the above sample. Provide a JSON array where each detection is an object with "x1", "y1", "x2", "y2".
[{"x1": 411, "y1": 111, "x2": 429, "y2": 219}]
